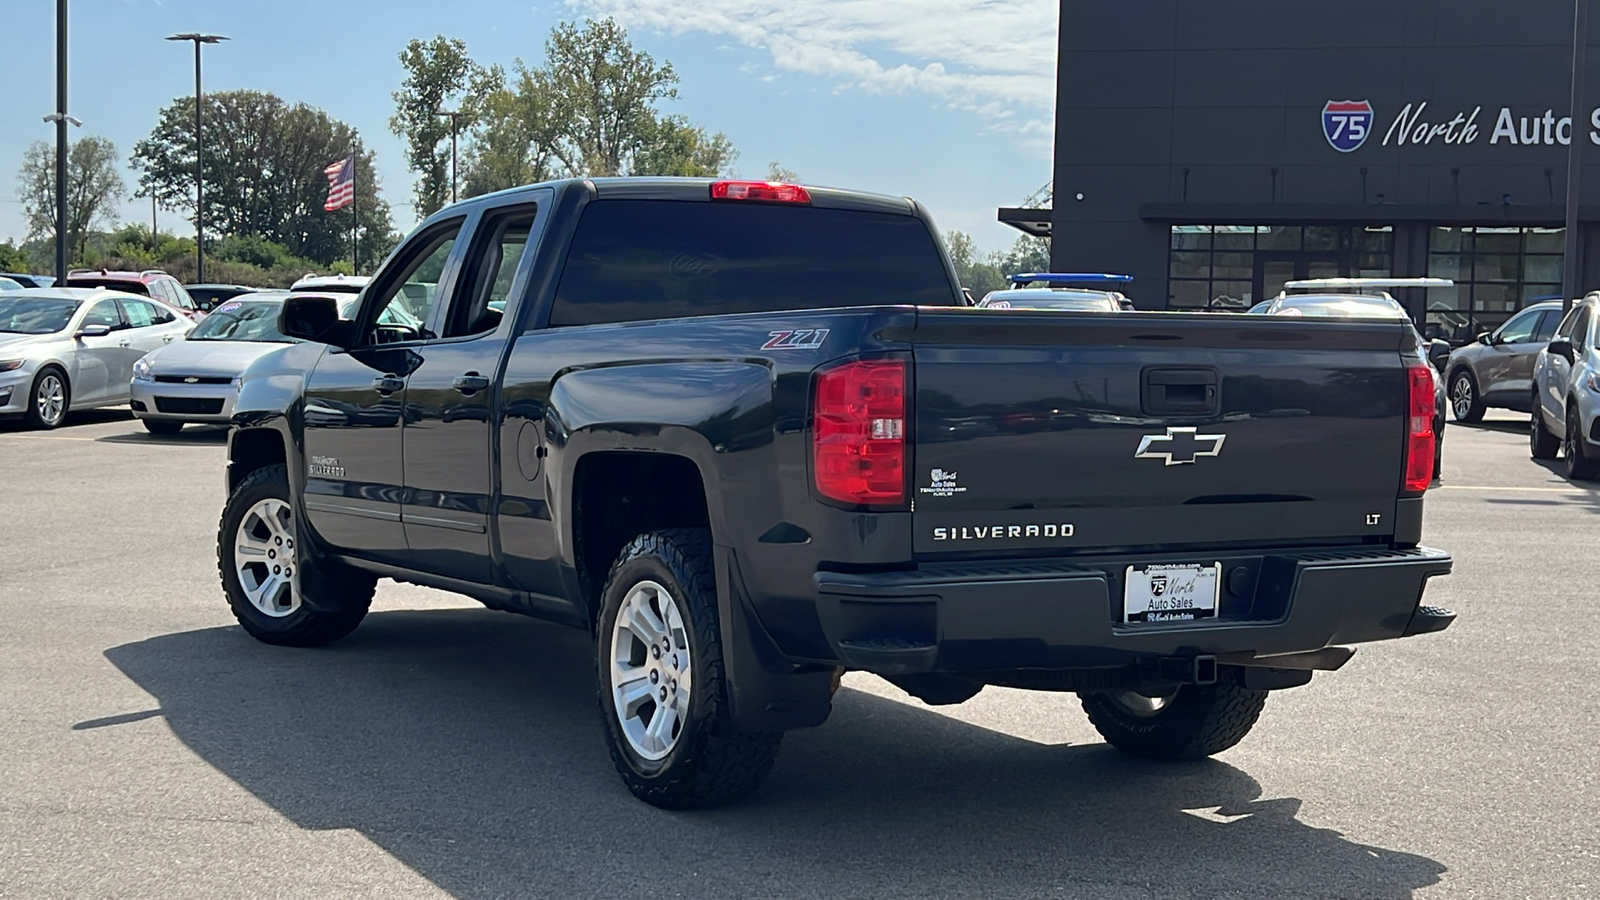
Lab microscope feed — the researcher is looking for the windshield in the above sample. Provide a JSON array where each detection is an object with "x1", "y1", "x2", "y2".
[
  {"x1": 187, "y1": 300, "x2": 294, "y2": 342},
  {"x1": 979, "y1": 290, "x2": 1119, "y2": 312},
  {"x1": 1272, "y1": 295, "x2": 1406, "y2": 318},
  {"x1": 0, "y1": 296, "x2": 78, "y2": 334}
]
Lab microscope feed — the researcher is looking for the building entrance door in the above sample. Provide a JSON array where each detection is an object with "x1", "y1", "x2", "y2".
[{"x1": 1255, "y1": 252, "x2": 1344, "y2": 304}]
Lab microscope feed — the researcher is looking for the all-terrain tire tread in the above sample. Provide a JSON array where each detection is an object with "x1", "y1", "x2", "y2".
[
  {"x1": 1080, "y1": 681, "x2": 1268, "y2": 760},
  {"x1": 600, "y1": 528, "x2": 782, "y2": 809},
  {"x1": 217, "y1": 464, "x2": 374, "y2": 647}
]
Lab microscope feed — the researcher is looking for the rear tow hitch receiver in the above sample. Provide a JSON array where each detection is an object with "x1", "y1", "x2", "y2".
[{"x1": 1140, "y1": 654, "x2": 1218, "y2": 686}]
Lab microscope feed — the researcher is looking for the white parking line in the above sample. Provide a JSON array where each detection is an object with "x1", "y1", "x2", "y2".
[{"x1": 1438, "y1": 484, "x2": 1597, "y2": 494}]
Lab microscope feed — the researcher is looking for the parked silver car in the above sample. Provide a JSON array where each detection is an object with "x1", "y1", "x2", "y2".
[
  {"x1": 130, "y1": 292, "x2": 300, "y2": 434},
  {"x1": 1442, "y1": 300, "x2": 1565, "y2": 422},
  {"x1": 1530, "y1": 295, "x2": 1600, "y2": 479},
  {"x1": 129, "y1": 291, "x2": 417, "y2": 433},
  {"x1": 0, "y1": 288, "x2": 193, "y2": 428}
]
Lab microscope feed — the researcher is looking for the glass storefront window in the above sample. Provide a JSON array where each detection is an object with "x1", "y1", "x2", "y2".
[
  {"x1": 1167, "y1": 225, "x2": 1394, "y2": 311},
  {"x1": 1425, "y1": 226, "x2": 1563, "y2": 342}
]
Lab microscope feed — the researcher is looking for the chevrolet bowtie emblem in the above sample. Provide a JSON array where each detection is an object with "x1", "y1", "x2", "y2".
[
  {"x1": 1135, "y1": 427, "x2": 1226, "y2": 465},
  {"x1": 183, "y1": 376, "x2": 199, "y2": 384}
]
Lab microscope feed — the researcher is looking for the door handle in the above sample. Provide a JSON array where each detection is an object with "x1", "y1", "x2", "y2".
[
  {"x1": 118, "y1": 339, "x2": 131, "y2": 347},
  {"x1": 452, "y1": 372, "x2": 491, "y2": 395},
  {"x1": 372, "y1": 374, "x2": 405, "y2": 394}
]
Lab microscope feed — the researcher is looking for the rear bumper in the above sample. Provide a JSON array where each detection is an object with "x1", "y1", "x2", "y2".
[{"x1": 811, "y1": 546, "x2": 1453, "y2": 675}]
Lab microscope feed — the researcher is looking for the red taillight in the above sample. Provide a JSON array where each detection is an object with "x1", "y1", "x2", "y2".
[
  {"x1": 710, "y1": 180, "x2": 812, "y2": 204},
  {"x1": 1403, "y1": 361, "x2": 1436, "y2": 494},
  {"x1": 813, "y1": 359, "x2": 907, "y2": 506}
]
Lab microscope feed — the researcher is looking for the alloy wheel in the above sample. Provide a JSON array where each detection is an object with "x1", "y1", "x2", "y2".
[
  {"x1": 609, "y1": 580, "x2": 692, "y2": 761},
  {"x1": 35, "y1": 373, "x2": 65, "y2": 426},
  {"x1": 1450, "y1": 375, "x2": 1475, "y2": 420},
  {"x1": 233, "y1": 499, "x2": 300, "y2": 618}
]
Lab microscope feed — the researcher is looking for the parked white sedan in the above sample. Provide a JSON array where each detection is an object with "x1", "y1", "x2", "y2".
[{"x1": 0, "y1": 288, "x2": 192, "y2": 429}]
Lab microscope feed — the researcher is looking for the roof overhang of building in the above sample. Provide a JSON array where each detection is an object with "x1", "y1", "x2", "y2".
[{"x1": 998, "y1": 207, "x2": 1051, "y2": 237}]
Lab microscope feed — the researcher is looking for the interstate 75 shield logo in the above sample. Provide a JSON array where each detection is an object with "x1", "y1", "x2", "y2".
[{"x1": 1322, "y1": 100, "x2": 1374, "y2": 152}]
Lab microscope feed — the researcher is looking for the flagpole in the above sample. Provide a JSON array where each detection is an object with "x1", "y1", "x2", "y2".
[{"x1": 351, "y1": 153, "x2": 358, "y2": 274}]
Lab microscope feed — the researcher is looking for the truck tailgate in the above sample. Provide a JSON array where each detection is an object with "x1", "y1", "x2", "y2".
[{"x1": 902, "y1": 310, "x2": 1417, "y2": 556}]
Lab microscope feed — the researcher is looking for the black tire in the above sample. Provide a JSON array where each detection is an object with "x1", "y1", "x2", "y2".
[
  {"x1": 217, "y1": 464, "x2": 374, "y2": 647},
  {"x1": 142, "y1": 419, "x2": 184, "y2": 435},
  {"x1": 596, "y1": 528, "x2": 782, "y2": 809},
  {"x1": 1564, "y1": 406, "x2": 1600, "y2": 480},
  {"x1": 1080, "y1": 680, "x2": 1267, "y2": 760},
  {"x1": 24, "y1": 366, "x2": 69, "y2": 430},
  {"x1": 1531, "y1": 399, "x2": 1561, "y2": 460},
  {"x1": 1449, "y1": 369, "x2": 1485, "y2": 423}
]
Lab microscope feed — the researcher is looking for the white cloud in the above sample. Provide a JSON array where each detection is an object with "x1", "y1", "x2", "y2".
[{"x1": 568, "y1": 0, "x2": 1058, "y2": 131}]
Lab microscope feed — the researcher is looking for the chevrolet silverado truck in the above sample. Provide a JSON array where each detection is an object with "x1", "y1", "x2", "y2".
[{"x1": 218, "y1": 177, "x2": 1455, "y2": 809}]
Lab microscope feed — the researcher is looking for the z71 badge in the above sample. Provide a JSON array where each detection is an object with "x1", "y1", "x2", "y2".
[{"x1": 762, "y1": 328, "x2": 829, "y2": 350}]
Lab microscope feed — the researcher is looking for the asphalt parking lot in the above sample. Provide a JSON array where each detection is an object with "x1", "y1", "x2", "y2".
[{"x1": 1, "y1": 409, "x2": 1596, "y2": 899}]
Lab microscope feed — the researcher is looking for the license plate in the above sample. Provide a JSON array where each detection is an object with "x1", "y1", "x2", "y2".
[{"x1": 1123, "y1": 563, "x2": 1222, "y2": 623}]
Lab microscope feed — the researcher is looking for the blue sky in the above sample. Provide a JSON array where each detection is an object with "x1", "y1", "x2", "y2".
[{"x1": 1, "y1": 0, "x2": 1056, "y2": 259}]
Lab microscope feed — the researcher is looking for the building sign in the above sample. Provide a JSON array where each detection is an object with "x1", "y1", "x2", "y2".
[
  {"x1": 1324, "y1": 100, "x2": 1600, "y2": 149},
  {"x1": 1323, "y1": 100, "x2": 1375, "y2": 152}
]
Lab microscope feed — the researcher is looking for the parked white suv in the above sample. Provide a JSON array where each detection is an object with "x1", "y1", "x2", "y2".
[{"x1": 1531, "y1": 295, "x2": 1600, "y2": 479}]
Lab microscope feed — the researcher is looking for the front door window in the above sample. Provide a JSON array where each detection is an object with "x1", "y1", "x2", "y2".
[{"x1": 359, "y1": 221, "x2": 463, "y2": 344}]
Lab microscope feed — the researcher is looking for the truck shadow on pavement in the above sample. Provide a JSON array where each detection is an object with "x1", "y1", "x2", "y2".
[
  {"x1": 101, "y1": 609, "x2": 1445, "y2": 900},
  {"x1": 96, "y1": 425, "x2": 229, "y2": 446}
]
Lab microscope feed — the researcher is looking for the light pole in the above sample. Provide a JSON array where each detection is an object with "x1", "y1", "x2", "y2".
[
  {"x1": 166, "y1": 32, "x2": 228, "y2": 283},
  {"x1": 1564, "y1": 0, "x2": 1591, "y2": 314},
  {"x1": 42, "y1": 112, "x2": 81, "y2": 279},
  {"x1": 51, "y1": 0, "x2": 69, "y2": 284},
  {"x1": 438, "y1": 110, "x2": 464, "y2": 204}
]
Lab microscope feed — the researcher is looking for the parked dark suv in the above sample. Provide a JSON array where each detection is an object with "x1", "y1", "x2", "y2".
[
  {"x1": 1443, "y1": 300, "x2": 1565, "y2": 421},
  {"x1": 64, "y1": 269, "x2": 204, "y2": 321}
]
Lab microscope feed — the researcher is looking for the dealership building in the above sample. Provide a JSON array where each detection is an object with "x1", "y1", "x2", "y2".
[{"x1": 1025, "y1": 0, "x2": 1600, "y2": 340}]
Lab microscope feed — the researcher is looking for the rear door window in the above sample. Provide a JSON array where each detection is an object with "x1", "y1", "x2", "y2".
[
  {"x1": 120, "y1": 299, "x2": 157, "y2": 328},
  {"x1": 546, "y1": 200, "x2": 955, "y2": 327},
  {"x1": 443, "y1": 205, "x2": 537, "y2": 338},
  {"x1": 1533, "y1": 309, "x2": 1561, "y2": 342}
]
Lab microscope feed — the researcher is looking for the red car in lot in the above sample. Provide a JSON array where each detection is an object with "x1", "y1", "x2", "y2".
[{"x1": 64, "y1": 269, "x2": 205, "y2": 321}]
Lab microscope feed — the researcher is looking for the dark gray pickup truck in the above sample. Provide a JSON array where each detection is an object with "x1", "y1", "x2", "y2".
[{"x1": 218, "y1": 177, "x2": 1454, "y2": 808}]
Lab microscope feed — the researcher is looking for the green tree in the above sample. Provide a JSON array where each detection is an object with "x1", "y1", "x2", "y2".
[
  {"x1": 130, "y1": 90, "x2": 394, "y2": 271},
  {"x1": 997, "y1": 234, "x2": 1050, "y2": 277},
  {"x1": 766, "y1": 161, "x2": 800, "y2": 183},
  {"x1": 945, "y1": 229, "x2": 1007, "y2": 297},
  {"x1": 459, "y1": 63, "x2": 562, "y2": 197},
  {"x1": 390, "y1": 36, "x2": 482, "y2": 217},
  {"x1": 17, "y1": 136, "x2": 127, "y2": 263},
  {"x1": 540, "y1": 18, "x2": 680, "y2": 176},
  {"x1": 0, "y1": 240, "x2": 29, "y2": 273},
  {"x1": 633, "y1": 115, "x2": 737, "y2": 176}
]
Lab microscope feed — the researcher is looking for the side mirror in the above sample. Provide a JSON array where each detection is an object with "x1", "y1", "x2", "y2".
[
  {"x1": 75, "y1": 324, "x2": 111, "y2": 338},
  {"x1": 1477, "y1": 331, "x2": 1493, "y2": 345},
  {"x1": 1549, "y1": 337, "x2": 1576, "y2": 363},
  {"x1": 279, "y1": 296, "x2": 347, "y2": 347},
  {"x1": 1428, "y1": 338, "x2": 1452, "y2": 372}
]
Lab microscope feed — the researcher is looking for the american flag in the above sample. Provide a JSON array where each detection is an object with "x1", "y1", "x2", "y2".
[{"x1": 323, "y1": 156, "x2": 355, "y2": 211}]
